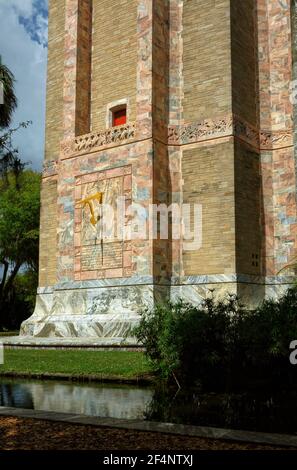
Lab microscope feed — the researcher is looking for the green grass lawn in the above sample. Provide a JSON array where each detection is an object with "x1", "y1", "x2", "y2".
[{"x1": 0, "y1": 349, "x2": 153, "y2": 380}]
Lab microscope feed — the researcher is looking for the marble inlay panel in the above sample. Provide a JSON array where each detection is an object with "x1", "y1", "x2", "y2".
[{"x1": 74, "y1": 165, "x2": 132, "y2": 280}]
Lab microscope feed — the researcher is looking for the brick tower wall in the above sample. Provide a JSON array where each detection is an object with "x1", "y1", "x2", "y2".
[
  {"x1": 39, "y1": 0, "x2": 65, "y2": 287},
  {"x1": 24, "y1": 0, "x2": 297, "y2": 340},
  {"x1": 91, "y1": 0, "x2": 138, "y2": 131}
]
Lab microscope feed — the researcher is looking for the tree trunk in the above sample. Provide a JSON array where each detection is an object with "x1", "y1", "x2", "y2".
[
  {"x1": 2, "y1": 261, "x2": 21, "y2": 300},
  {"x1": 0, "y1": 261, "x2": 21, "y2": 324},
  {"x1": 0, "y1": 259, "x2": 9, "y2": 299}
]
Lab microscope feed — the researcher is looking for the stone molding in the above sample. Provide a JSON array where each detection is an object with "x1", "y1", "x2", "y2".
[
  {"x1": 168, "y1": 115, "x2": 233, "y2": 146},
  {"x1": 59, "y1": 116, "x2": 293, "y2": 159},
  {"x1": 168, "y1": 114, "x2": 293, "y2": 150},
  {"x1": 60, "y1": 122, "x2": 137, "y2": 158},
  {"x1": 47, "y1": 111, "x2": 294, "y2": 171},
  {"x1": 259, "y1": 129, "x2": 293, "y2": 150},
  {"x1": 36, "y1": 273, "x2": 297, "y2": 294},
  {"x1": 53, "y1": 115, "x2": 293, "y2": 168}
]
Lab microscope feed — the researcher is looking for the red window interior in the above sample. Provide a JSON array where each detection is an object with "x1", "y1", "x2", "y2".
[{"x1": 113, "y1": 108, "x2": 127, "y2": 127}]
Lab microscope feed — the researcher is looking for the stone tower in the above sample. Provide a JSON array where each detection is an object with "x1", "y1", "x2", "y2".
[{"x1": 21, "y1": 0, "x2": 297, "y2": 339}]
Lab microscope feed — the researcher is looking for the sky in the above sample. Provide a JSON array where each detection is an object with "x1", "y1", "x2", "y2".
[{"x1": 0, "y1": 0, "x2": 48, "y2": 171}]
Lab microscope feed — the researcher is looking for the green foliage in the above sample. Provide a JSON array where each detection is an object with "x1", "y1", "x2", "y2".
[
  {"x1": 0, "y1": 58, "x2": 38, "y2": 328},
  {"x1": 133, "y1": 302, "x2": 181, "y2": 379},
  {"x1": 0, "y1": 58, "x2": 17, "y2": 129},
  {"x1": 14, "y1": 270, "x2": 38, "y2": 308},
  {"x1": 0, "y1": 170, "x2": 40, "y2": 268},
  {"x1": 0, "y1": 169, "x2": 40, "y2": 327},
  {"x1": 134, "y1": 288, "x2": 297, "y2": 389},
  {"x1": 239, "y1": 288, "x2": 297, "y2": 371},
  {"x1": 133, "y1": 294, "x2": 245, "y2": 384},
  {"x1": 0, "y1": 123, "x2": 32, "y2": 184}
]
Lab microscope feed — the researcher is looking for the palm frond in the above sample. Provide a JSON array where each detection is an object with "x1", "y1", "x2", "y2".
[{"x1": 0, "y1": 62, "x2": 17, "y2": 129}]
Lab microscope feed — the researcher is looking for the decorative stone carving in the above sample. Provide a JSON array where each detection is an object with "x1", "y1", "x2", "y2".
[
  {"x1": 260, "y1": 129, "x2": 293, "y2": 150},
  {"x1": 168, "y1": 115, "x2": 293, "y2": 151},
  {"x1": 60, "y1": 122, "x2": 136, "y2": 158},
  {"x1": 76, "y1": 122, "x2": 136, "y2": 153},
  {"x1": 60, "y1": 139, "x2": 75, "y2": 157},
  {"x1": 168, "y1": 116, "x2": 233, "y2": 145},
  {"x1": 233, "y1": 115, "x2": 259, "y2": 148}
]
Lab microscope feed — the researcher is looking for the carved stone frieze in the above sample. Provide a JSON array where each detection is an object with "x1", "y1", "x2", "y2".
[
  {"x1": 168, "y1": 115, "x2": 233, "y2": 145},
  {"x1": 61, "y1": 122, "x2": 137, "y2": 158},
  {"x1": 168, "y1": 115, "x2": 293, "y2": 150},
  {"x1": 260, "y1": 129, "x2": 293, "y2": 150}
]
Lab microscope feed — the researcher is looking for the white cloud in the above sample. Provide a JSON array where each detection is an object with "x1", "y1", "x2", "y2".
[
  {"x1": 10, "y1": 0, "x2": 33, "y2": 17},
  {"x1": 0, "y1": 0, "x2": 48, "y2": 170},
  {"x1": 34, "y1": 12, "x2": 48, "y2": 46}
]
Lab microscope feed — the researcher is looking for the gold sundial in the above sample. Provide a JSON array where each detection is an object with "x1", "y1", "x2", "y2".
[{"x1": 77, "y1": 192, "x2": 104, "y2": 226}]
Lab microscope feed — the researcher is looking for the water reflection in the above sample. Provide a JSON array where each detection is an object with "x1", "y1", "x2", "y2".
[
  {"x1": 0, "y1": 383, "x2": 33, "y2": 409},
  {"x1": 146, "y1": 387, "x2": 297, "y2": 434},
  {"x1": 1, "y1": 379, "x2": 297, "y2": 434},
  {"x1": 0, "y1": 380, "x2": 153, "y2": 420}
]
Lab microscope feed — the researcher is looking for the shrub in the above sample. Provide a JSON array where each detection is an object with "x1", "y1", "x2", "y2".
[
  {"x1": 133, "y1": 288, "x2": 297, "y2": 389},
  {"x1": 133, "y1": 293, "x2": 247, "y2": 387},
  {"x1": 239, "y1": 288, "x2": 297, "y2": 383}
]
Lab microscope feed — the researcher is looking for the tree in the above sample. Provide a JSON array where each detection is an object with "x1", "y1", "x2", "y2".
[
  {"x1": 0, "y1": 57, "x2": 39, "y2": 328},
  {"x1": 0, "y1": 59, "x2": 27, "y2": 190},
  {"x1": 0, "y1": 56, "x2": 17, "y2": 129},
  {"x1": 0, "y1": 123, "x2": 31, "y2": 188},
  {"x1": 0, "y1": 169, "x2": 40, "y2": 320}
]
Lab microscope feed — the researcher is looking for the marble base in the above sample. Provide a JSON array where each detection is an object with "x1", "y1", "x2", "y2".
[
  {"x1": 20, "y1": 314, "x2": 141, "y2": 339},
  {"x1": 170, "y1": 280, "x2": 296, "y2": 309},
  {"x1": 20, "y1": 275, "x2": 296, "y2": 339},
  {"x1": 20, "y1": 284, "x2": 154, "y2": 339}
]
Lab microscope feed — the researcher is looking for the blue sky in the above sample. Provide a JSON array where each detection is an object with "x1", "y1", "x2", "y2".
[{"x1": 0, "y1": 0, "x2": 49, "y2": 170}]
